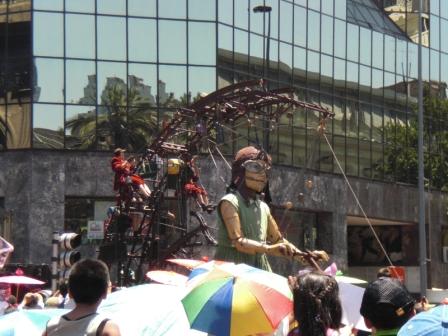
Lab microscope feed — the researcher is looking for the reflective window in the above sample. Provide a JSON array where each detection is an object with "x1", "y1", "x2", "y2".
[
  {"x1": 321, "y1": 15, "x2": 333, "y2": 56},
  {"x1": 322, "y1": 0, "x2": 334, "y2": 16},
  {"x1": 218, "y1": 24, "x2": 233, "y2": 52},
  {"x1": 441, "y1": 19, "x2": 448, "y2": 53},
  {"x1": 234, "y1": 0, "x2": 248, "y2": 30},
  {"x1": 346, "y1": 61, "x2": 358, "y2": 92},
  {"x1": 218, "y1": 0, "x2": 232, "y2": 25},
  {"x1": 294, "y1": 5, "x2": 306, "y2": 47},
  {"x1": 189, "y1": 22, "x2": 216, "y2": 65},
  {"x1": 264, "y1": 0, "x2": 278, "y2": 38},
  {"x1": 189, "y1": 0, "x2": 215, "y2": 20},
  {"x1": 66, "y1": 14, "x2": 95, "y2": 59},
  {"x1": 430, "y1": 15, "x2": 440, "y2": 50},
  {"x1": 293, "y1": 46, "x2": 306, "y2": 83},
  {"x1": 34, "y1": 58, "x2": 64, "y2": 103},
  {"x1": 97, "y1": 0, "x2": 126, "y2": 15},
  {"x1": 159, "y1": 0, "x2": 186, "y2": 19},
  {"x1": 33, "y1": 12, "x2": 63, "y2": 57},
  {"x1": 189, "y1": 66, "x2": 216, "y2": 102},
  {"x1": 396, "y1": 40, "x2": 407, "y2": 79},
  {"x1": 279, "y1": 42, "x2": 293, "y2": 70},
  {"x1": 97, "y1": 62, "x2": 127, "y2": 105},
  {"x1": 307, "y1": 10, "x2": 320, "y2": 51},
  {"x1": 430, "y1": 49, "x2": 440, "y2": 81},
  {"x1": 234, "y1": 29, "x2": 249, "y2": 68},
  {"x1": 334, "y1": 57, "x2": 345, "y2": 83},
  {"x1": 422, "y1": 46, "x2": 429, "y2": 80},
  {"x1": 360, "y1": 65, "x2": 371, "y2": 89},
  {"x1": 408, "y1": 42, "x2": 418, "y2": 79},
  {"x1": 308, "y1": 0, "x2": 320, "y2": 12},
  {"x1": 97, "y1": 16, "x2": 126, "y2": 61},
  {"x1": 66, "y1": 0, "x2": 95, "y2": 13},
  {"x1": 7, "y1": 104, "x2": 31, "y2": 149},
  {"x1": 34, "y1": 0, "x2": 63, "y2": 11},
  {"x1": 128, "y1": 63, "x2": 157, "y2": 106},
  {"x1": 307, "y1": 50, "x2": 319, "y2": 74},
  {"x1": 334, "y1": 0, "x2": 346, "y2": 20},
  {"x1": 66, "y1": 60, "x2": 96, "y2": 105},
  {"x1": 334, "y1": 19, "x2": 346, "y2": 59},
  {"x1": 384, "y1": 35, "x2": 395, "y2": 73},
  {"x1": 372, "y1": 31, "x2": 383, "y2": 69},
  {"x1": 347, "y1": 23, "x2": 359, "y2": 62},
  {"x1": 360, "y1": 27, "x2": 371, "y2": 66},
  {"x1": 372, "y1": 68, "x2": 383, "y2": 98},
  {"x1": 371, "y1": 105, "x2": 383, "y2": 143},
  {"x1": 250, "y1": 33, "x2": 264, "y2": 60},
  {"x1": 441, "y1": 53, "x2": 448, "y2": 97},
  {"x1": 384, "y1": 72, "x2": 395, "y2": 101},
  {"x1": 159, "y1": 20, "x2": 186, "y2": 64},
  {"x1": 279, "y1": 1, "x2": 293, "y2": 43},
  {"x1": 33, "y1": 104, "x2": 64, "y2": 149},
  {"x1": 128, "y1": 18, "x2": 157, "y2": 62},
  {"x1": 128, "y1": 0, "x2": 156, "y2": 17},
  {"x1": 321, "y1": 54, "x2": 333, "y2": 79},
  {"x1": 431, "y1": 0, "x2": 440, "y2": 15},
  {"x1": 159, "y1": 65, "x2": 187, "y2": 107},
  {"x1": 65, "y1": 105, "x2": 96, "y2": 150},
  {"x1": 346, "y1": 100, "x2": 359, "y2": 139}
]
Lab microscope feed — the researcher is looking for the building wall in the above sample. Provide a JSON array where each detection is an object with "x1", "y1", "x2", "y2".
[{"x1": 2, "y1": 150, "x2": 447, "y2": 288}]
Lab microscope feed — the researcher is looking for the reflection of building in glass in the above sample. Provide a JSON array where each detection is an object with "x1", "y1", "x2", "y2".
[{"x1": 1, "y1": 0, "x2": 448, "y2": 290}]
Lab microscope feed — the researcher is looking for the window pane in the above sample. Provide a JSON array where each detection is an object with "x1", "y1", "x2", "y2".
[
  {"x1": 308, "y1": 0, "x2": 320, "y2": 12},
  {"x1": 408, "y1": 42, "x2": 418, "y2": 79},
  {"x1": 66, "y1": 60, "x2": 96, "y2": 105},
  {"x1": 307, "y1": 50, "x2": 319, "y2": 74},
  {"x1": 97, "y1": 62, "x2": 127, "y2": 105},
  {"x1": 128, "y1": 18, "x2": 157, "y2": 62},
  {"x1": 34, "y1": 58, "x2": 64, "y2": 103},
  {"x1": 307, "y1": 10, "x2": 320, "y2": 51},
  {"x1": 189, "y1": 66, "x2": 216, "y2": 102},
  {"x1": 97, "y1": 0, "x2": 126, "y2": 15},
  {"x1": 97, "y1": 16, "x2": 126, "y2": 61},
  {"x1": 294, "y1": 5, "x2": 306, "y2": 47},
  {"x1": 430, "y1": 15, "x2": 440, "y2": 50},
  {"x1": 321, "y1": 54, "x2": 333, "y2": 79},
  {"x1": 66, "y1": 14, "x2": 95, "y2": 59},
  {"x1": 334, "y1": 57, "x2": 345, "y2": 83},
  {"x1": 279, "y1": 1, "x2": 293, "y2": 43},
  {"x1": 372, "y1": 31, "x2": 383, "y2": 69},
  {"x1": 66, "y1": 0, "x2": 95, "y2": 13},
  {"x1": 430, "y1": 49, "x2": 440, "y2": 81},
  {"x1": 218, "y1": 24, "x2": 233, "y2": 52},
  {"x1": 7, "y1": 104, "x2": 31, "y2": 149},
  {"x1": 65, "y1": 105, "x2": 96, "y2": 150},
  {"x1": 347, "y1": 23, "x2": 359, "y2": 62},
  {"x1": 159, "y1": 20, "x2": 187, "y2": 63},
  {"x1": 372, "y1": 68, "x2": 383, "y2": 98},
  {"x1": 34, "y1": 0, "x2": 62, "y2": 11},
  {"x1": 128, "y1": 63, "x2": 157, "y2": 106},
  {"x1": 334, "y1": 19, "x2": 346, "y2": 59},
  {"x1": 441, "y1": 19, "x2": 448, "y2": 53},
  {"x1": 279, "y1": 42, "x2": 293, "y2": 82},
  {"x1": 128, "y1": 0, "x2": 156, "y2": 17},
  {"x1": 346, "y1": 61, "x2": 358, "y2": 94},
  {"x1": 159, "y1": 65, "x2": 187, "y2": 107},
  {"x1": 384, "y1": 35, "x2": 395, "y2": 73},
  {"x1": 360, "y1": 27, "x2": 371, "y2": 66},
  {"x1": 159, "y1": 0, "x2": 186, "y2": 19},
  {"x1": 33, "y1": 12, "x2": 63, "y2": 57},
  {"x1": 234, "y1": 0, "x2": 248, "y2": 30},
  {"x1": 334, "y1": 0, "x2": 346, "y2": 20},
  {"x1": 189, "y1": 22, "x2": 216, "y2": 65},
  {"x1": 189, "y1": 0, "x2": 215, "y2": 20},
  {"x1": 322, "y1": 0, "x2": 334, "y2": 16},
  {"x1": 293, "y1": 46, "x2": 306, "y2": 86},
  {"x1": 218, "y1": 0, "x2": 232, "y2": 25},
  {"x1": 234, "y1": 28, "x2": 249, "y2": 69},
  {"x1": 321, "y1": 14, "x2": 333, "y2": 55},
  {"x1": 33, "y1": 104, "x2": 64, "y2": 149},
  {"x1": 396, "y1": 39, "x2": 407, "y2": 79}
]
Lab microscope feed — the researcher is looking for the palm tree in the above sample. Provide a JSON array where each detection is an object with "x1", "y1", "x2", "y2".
[{"x1": 66, "y1": 84, "x2": 158, "y2": 151}]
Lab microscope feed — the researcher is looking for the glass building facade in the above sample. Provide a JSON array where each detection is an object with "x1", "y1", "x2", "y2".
[{"x1": 0, "y1": 0, "x2": 447, "y2": 187}]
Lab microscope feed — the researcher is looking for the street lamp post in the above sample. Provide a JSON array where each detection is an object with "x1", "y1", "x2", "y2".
[{"x1": 253, "y1": 5, "x2": 272, "y2": 151}]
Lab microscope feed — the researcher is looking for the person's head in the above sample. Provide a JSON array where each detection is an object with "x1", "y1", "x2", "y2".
[
  {"x1": 68, "y1": 258, "x2": 110, "y2": 305},
  {"x1": 231, "y1": 146, "x2": 272, "y2": 193},
  {"x1": 7, "y1": 295, "x2": 16, "y2": 305},
  {"x1": 22, "y1": 292, "x2": 40, "y2": 308},
  {"x1": 291, "y1": 271, "x2": 342, "y2": 336},
  {"x1": 360, "y1": 277, "x2": 415, "y2": 330},
  {"x1": 377, "y1": 267, "x2": 392, "y2": 278},
  {"x1": 114, "y1": 148, "x2": 126, "y2": 158}
]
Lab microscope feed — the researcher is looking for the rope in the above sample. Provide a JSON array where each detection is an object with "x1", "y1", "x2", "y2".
[
  {"x1": 322, "y1": 132, "x2": 396, "y2": 269},
  {"x1": 207, "y1": 145, "x2": 227, "y2": 184}
]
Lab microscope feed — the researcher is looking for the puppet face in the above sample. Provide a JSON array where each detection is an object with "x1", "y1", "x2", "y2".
[{"x1": 242, "y1": 160, "x2": 270, "y2": 193}]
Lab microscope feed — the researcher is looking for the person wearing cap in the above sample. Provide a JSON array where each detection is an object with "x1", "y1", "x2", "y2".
[
  {"x1": 360, "y1": 277, "x2": 415, "y2": 336},
  {"x1": 111, "y1": 148, "x2": 151, "y2": 200},
  {"x1": 214, "y1": 146, "x2": 329, "y2": 272}
]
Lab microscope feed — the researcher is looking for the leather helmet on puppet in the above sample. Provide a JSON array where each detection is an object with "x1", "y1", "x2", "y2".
[{"x1": 230, "y1": 146, "x2": 272, "y2": 196}]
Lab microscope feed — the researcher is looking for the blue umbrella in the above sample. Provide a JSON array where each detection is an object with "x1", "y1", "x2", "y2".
[
  {"x1": 398, "y1": 304, "x2": 448, "y2": 336},
  {"x1": 0, "y1": 309, "x2": 68, "y2": 336}
]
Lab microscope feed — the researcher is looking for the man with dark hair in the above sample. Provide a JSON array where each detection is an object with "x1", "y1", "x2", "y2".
[
  {"x1": 360, "y1": 277, "x2": 415, "y2": 336},
  {"x1": 43, "y1": 259, "x2": 120, "y2": 336}
]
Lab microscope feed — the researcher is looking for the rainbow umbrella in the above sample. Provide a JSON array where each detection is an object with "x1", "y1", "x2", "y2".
[{"x1": 182, "y1": 263, "x2": 293, "y2": 336}]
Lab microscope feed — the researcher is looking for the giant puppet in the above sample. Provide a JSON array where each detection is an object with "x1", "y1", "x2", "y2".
[{"x1": 215, "y1": 146, "x2": 329, "y2": 271}]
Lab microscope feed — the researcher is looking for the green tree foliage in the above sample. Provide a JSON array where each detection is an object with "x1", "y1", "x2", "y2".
[{"x1": 380, "y1": 92, "x2": 448, "y2": 191}]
